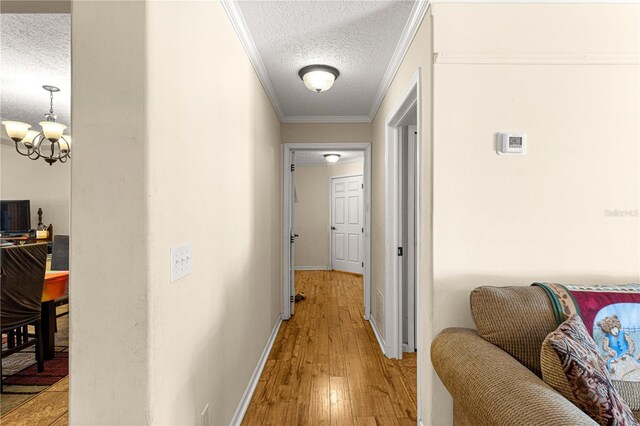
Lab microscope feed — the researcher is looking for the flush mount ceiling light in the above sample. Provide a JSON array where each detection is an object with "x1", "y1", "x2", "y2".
[
  {"x1": 324, "y1": 153, "x2": 341, "y2": 163},
  {"x1": 298, "y1": 65, "x2": 340, "y2": 93},
  {"x1": 2, "y1": 85, "x2": 71, "y2": 166}
]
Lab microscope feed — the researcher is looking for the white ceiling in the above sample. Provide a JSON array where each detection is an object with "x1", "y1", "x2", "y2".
[
  {"x1": 294, "y1": 149, "x2": 364, "y2": 165},
  {"x1": 0, "y1": 3, "x2": 425, "y2": 134},
  {"x1": 235, "y1": 0, "x2": 419, "y2": 122},
  {"x1": 1, "y1": 13, "x2": 71, "y2": 140}
]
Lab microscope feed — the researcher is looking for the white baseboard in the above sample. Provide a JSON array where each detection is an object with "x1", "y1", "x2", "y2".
[
  {"x1": 294, "y1": 266, "x2": 330, "y2": 271},
  {"x1": 369, "y1": 316, "x2": 386, "y2": 356},
  {"x1": 229, "y1": 316, "x2": 283, "y2": 426}
]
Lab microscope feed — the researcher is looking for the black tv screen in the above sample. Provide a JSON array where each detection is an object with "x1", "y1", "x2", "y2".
[{"x1": 0, "y1": 200, "x2": 31, "y2": 233}]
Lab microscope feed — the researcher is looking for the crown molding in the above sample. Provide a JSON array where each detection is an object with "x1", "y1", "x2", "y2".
[
  {"x1": 367, "y1": 0, "x2": 430, "y2": 121},
  {"x1": 220, "y1": 0, "x2": 285, "y2": 121},
  {"x1": 281, "y1": 115, "x2": 372, "y2": 124}
]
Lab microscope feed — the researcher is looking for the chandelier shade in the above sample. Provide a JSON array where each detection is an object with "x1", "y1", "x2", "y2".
[
  {"x1": 1, "y1": 121, "x2": 31, "y2": 142},
  {"x1": 2, "y1": 85, "x2": 71, "y2": 165},
  {"x1": 40, "y1": 121, "x2": 67, "y2": 141}
]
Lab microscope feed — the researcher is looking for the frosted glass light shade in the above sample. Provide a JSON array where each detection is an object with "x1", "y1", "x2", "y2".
[
  {"x1": 303, "y1": 71, "x2": 336, "y2": 93},
  {"x1": 2, "y1": 121, "x2": 31, "y2": 141},
  {"x1": 299, "y1": 65, "x2": 339, "y2": 93},
  {"x1": 324, "y1": 154, "x2": 340, "y2": 163},
  {"x1": 22, "y1": 130, "x2": 40, "y2": 147},
  {"x1": 40, "y1": 121, "x2": 66, "y2": 141},
  {"x1": 59, "y1": 136, "x2": 71, "y2": 152}
]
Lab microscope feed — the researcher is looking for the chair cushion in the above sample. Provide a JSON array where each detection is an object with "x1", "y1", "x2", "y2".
[
  {"x1": 541, "y1": 315, "x2": 637, "y2": 426},
  {"x1": 470, "y1": 286, "x2": 558, "y2": 376}
]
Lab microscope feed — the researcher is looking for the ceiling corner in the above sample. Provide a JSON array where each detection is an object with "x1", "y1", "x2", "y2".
[
  {"x1": 367, "y1": 0, "x2": 430, "y2": 121},
  {"x1": 220, "y1": 0, "x2": 285, "y2": 121}
]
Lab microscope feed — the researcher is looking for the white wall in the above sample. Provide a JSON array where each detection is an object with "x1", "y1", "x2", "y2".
[
  {"x1": 145, "y1": 2, "x2": 282, "y2": 424},
  {"x1": 72, "y1": 1, "x2": 282, "y2": 424},
  {"x1": 0, "y1": 143, "x2": 70, "y2": 235},
  {"x1": 71, "y1": 1, "x2": 149, "y2": 424},
  {"x1": 429, "y1": 4, "x2": 640, "y2": 424},
  {"x1": 282, "y1": 123, "x2": 371, "y2": 144},
  {"x1": 371, "y1": 3, "x2": 639, "y2": 425},
  {"x1": 371, "y1": 7, "x2": 433, "y2": 424},
  {"x1": 294, "y1": 160, "x2": 364, "y2": 268}
]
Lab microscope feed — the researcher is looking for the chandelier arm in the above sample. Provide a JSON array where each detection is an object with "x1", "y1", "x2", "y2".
[
  {"x1": 14, "y1": 141, "x2": 34, "y2": 157},
  {"x1": 27, "y1": 148, "x2": 41, "y2": 160}
]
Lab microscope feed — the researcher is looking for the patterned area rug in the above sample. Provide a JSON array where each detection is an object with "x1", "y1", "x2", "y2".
[{"x1": 1, "y1": 308, "x2": 68, "y2": 414}]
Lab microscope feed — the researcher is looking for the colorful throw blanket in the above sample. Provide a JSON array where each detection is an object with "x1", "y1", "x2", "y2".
[{"x1": 533, "y1": 282, "x2": 640, "y2": 382}]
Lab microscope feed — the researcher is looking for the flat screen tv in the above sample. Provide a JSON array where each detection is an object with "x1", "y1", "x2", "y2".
[{"x1": 0, "y1": 200, "x2": 31, "y2": 234}]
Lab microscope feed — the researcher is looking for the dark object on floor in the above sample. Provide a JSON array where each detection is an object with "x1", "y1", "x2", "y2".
[
  {"x1": 1, "y1": 243, "x2": 48, "y2": 392},
  {"x1": 295, "y1": 293, "x2": 306, "y2": 302}
]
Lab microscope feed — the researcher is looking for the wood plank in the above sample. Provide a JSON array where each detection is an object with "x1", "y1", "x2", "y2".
[
  {"x1": 47, "y1": 376, "x2": 69, "y2": 393},
  {"x1": 0, "y1": 390, "x2": 68, "y2": 426},
  {"x1": 50, "y1": 412, "x2": 68, "y2": 425}
]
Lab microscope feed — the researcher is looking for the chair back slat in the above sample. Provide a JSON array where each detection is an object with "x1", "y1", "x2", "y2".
[
  {"x1": 51, "y1": 235, "x2": 69, "y2": 271},
  {"x1": 0, "y1": 243, "x2": 47, "y2": 330}
]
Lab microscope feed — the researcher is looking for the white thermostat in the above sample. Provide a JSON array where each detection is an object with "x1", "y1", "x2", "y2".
[{"x1": 497, "y1": 132, "x2": 527, "y2": 155}]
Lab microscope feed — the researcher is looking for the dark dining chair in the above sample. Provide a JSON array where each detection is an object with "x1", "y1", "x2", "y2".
[
  {"x1": 0, "y1": 243, "x2": 48, "y2": 392},
  {"x1": 50, "y1": 235, "x2": 69, "y2": 327}
]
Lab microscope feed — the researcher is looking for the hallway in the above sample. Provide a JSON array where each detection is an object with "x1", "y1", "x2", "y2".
[{"x1": 243, "y1": 271, "x2": 417, "y2": 425}]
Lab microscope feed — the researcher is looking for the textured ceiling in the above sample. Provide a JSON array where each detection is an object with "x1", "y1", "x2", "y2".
[
  {"x1": 237, "y1": 1, "x2": 415, "y2": 119},
  {"x1": 294, "y1": 149, "x2": 364, "y2": 165},
  {"x1": 1, "y1": 14, "x2": 71, "y2": 140}
]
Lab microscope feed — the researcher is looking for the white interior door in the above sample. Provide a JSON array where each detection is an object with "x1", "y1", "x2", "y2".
[{"x1": 331, "y1": 175, "x2": 364, "y2": 274}]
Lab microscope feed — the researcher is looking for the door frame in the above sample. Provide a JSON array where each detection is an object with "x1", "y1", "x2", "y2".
[
  {"x1": 329, "y1": 173, "x2": 365, "y2": 274},
  {"x1": 400, "y1": 125, "x2": 417, "y2": 353},
  {"x1": 384, "y1": 68, "x2": 421, "y2": 360},
  {"x1": 282, "y1": 143, "x2": 371, "y2": 321}
]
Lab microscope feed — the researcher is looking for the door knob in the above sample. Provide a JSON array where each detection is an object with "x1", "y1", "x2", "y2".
[{"x1": 331, "y1": 227, "x2": 336, "y2": 230}]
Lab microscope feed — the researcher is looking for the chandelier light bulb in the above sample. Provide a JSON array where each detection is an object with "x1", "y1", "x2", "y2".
[
  {"x1": 2, "y1": 121, "x2": 31, "y2": 142},
  {"x1": 324, "y1": 153, "x2": 341, "y2": 163},
  {"x1": 299, "y1": 65, "x2": 340, "y2": 93}
]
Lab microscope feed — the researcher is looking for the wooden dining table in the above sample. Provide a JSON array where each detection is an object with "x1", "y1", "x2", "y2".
[{"x1": 42, "y1": 271, "x2": 69, "y2": 360}]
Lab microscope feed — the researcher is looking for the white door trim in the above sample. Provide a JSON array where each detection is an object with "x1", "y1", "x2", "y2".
[
  {"x1": 384, "y1": 69, "x2": 421, "y2": 360},
  {"x1": 282, "y1": 143, "x2": 372, "y2": 320}
]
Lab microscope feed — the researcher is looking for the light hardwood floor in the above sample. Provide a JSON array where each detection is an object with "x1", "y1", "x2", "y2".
[
  {"x1": 0, "y1": 376, "x2": 68, "y2": 425},
  {"x1": 242, "y1": 270, "x2": 417, "y2": 426}
]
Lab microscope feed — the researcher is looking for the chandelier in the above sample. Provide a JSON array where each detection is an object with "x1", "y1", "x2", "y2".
[{"x1": 2, "y1": 85, "x2": 70, "y2": 165}]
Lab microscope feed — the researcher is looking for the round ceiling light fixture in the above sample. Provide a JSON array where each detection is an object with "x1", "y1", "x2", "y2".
[
  {"x1": 298, "y1": 65, "x2": 340, "y2": 93},
  {"x1": 324, "y1": 153, "x2": 341, "y2": 163}
]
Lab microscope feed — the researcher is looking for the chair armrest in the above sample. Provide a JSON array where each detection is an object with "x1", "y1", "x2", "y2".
[{"x1": 431, "y1": 328, "x2": 596, "y2": 426}]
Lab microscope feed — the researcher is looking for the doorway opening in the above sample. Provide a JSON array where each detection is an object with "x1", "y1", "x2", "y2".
[
  {"x1": 282, "y1": 143, "x2": 371, "y2": 321},
  {"x1": 384, "y1": 68, "x2": 421, "y2": 360}
]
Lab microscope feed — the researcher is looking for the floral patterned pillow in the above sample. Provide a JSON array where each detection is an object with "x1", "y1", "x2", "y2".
[{"x1": 541, "y1": 314, "x2": 638, "y2": 426}]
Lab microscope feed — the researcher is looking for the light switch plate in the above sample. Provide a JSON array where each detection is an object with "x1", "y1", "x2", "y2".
[{"x1": 171, "y1": 242, "x2": 192, "y2": 283}]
